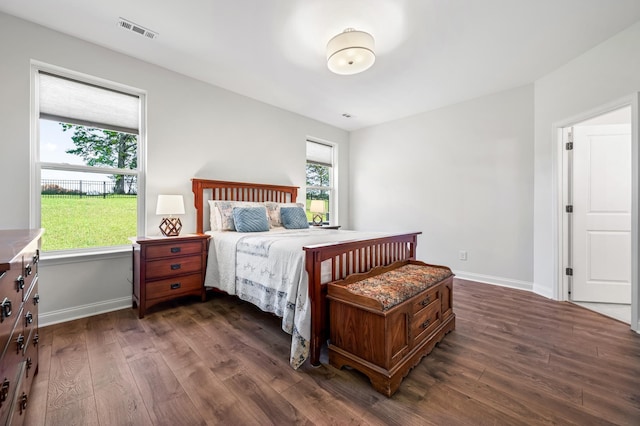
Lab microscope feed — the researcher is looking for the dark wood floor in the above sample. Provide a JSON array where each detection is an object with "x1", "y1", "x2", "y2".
[{"x1": 24, "y1": 279, "x2": 640, "y2": 425}]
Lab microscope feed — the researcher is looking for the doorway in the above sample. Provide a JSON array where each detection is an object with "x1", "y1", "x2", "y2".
[{"x1": 561, "y1": 106, "x2": 632, "y2": 323}]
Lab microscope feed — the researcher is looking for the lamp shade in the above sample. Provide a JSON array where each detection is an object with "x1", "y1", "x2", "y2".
[
  {"x1": 327, "y1": 28, "x2": 375, "y2": 75},
  {"x1": 156, "y1": 195, "x2": 185, "y2": 215},
  {"x1": 309, "y1": 200, "x2": 326, "y2": 213}
]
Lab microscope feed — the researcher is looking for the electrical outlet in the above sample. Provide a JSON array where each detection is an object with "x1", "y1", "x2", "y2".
[{"x1": 459, "y1": 250, "x2": 467, "y2": 261}]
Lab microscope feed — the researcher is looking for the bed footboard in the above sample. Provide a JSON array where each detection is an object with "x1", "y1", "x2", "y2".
[{"x1": 304, "y1": 232, "x2": 421, "y2": 366}]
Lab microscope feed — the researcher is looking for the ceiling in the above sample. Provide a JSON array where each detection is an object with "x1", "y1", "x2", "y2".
[{"x1": 2, "y1": 0, "x2": 640, "y2": 131}]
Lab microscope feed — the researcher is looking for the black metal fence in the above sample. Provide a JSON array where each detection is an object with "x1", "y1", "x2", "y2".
[{"x1": 41, "y1": 179, "x2": 137, "y2": 198}]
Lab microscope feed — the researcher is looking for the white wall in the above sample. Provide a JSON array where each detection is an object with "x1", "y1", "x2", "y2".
[
  {"x1": 0, "y1": 13, "x2": 349, "y2": 325},
  {"x1": 533, "y1": 20, "x2": 640, "y2": 304},
  {"x1": 350, "y1": 85, "x2": 534, "y2": 289}
]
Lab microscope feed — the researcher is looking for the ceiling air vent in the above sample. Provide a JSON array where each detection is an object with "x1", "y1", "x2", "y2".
[{"x1": 118, "y1": 18, "x2": 158, "y2": 40}]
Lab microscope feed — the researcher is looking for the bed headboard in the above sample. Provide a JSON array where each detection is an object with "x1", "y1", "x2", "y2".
[{"x1": 191, "y1": 178, "x2": 299, "y2": 234}]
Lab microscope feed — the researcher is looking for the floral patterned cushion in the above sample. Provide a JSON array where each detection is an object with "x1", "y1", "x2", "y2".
[{"x1": 345, "y1": 264, "x2": 452, "y2": 311}]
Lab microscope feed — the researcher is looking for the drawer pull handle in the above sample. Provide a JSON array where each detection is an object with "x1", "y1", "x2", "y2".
[
  {"x1": 33, "y1": 334, "x2": 39, "y2": 347},
  {"x1": 19, "y1": 392, "x2": 27, "y2": 414},
  {"x1": 33, "y1": 293, "x2": 40, "y2": 305},
  {"x1": 421, "y1": 319, "x2": 431, "y2": 329},
  {"x1": 1, "y1": 298, "x2": 11, "y2": 322},
  {"x1": 25, "y1": 264, "x2": 32, "y2": 276},
  {"x1": 26, "y1": 357, "x2": 32, "y2": 372},
  {"x1": 33, "y1": 251, "x2": 39, "y2": 264},
  {"x1": 170, "y1": 283, "x2": 181, "y2": 290},
  {"x1": 0, "y1": 379, "x2": 9, "y2": 404},
  {"x1": 16, "y1": 334, "x2": 25, "y2": 353},
  {"x1": 420, "y1": 296, "x2": 431, "y2": 306},
  {"x1": 170, "y1": 264, "x2": 181, "y2": 270},
  {"x1": 25, "y1": 311, "x2": 33, "y2": 326},
  {"x1": 170, "y1": 247, "x2": 181, "y2": 253},
  {"x1": 16, "y1": 275, "x2": 25, "y2": 291}
]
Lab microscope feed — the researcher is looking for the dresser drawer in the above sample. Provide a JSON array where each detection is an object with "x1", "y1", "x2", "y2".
[
  {"x1": 145, "y1": 241, "x2": 203, "y2": 260},
  {"x1": 411, "y1": 286, "x2": 439, "y2": 315},
  {"x1": 145, "y1": 255, "x2": 202, "y2": 280},
  {"x1": 412, "y1": 300, "x2": 441, "y2": 345},
  {"x1": 145, "y1": 273, "x2": 203, "y2": 300}
]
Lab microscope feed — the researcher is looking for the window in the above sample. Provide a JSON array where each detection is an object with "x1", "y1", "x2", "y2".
[
  {"x1": 34, "y1": 69, "x2": 144, "y2": 252},
  {"x1": 306, "y1": 140, "x2": 335, "y2": 225}
]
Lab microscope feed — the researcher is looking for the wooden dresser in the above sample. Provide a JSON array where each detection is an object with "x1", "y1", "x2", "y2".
[
  {"x1": 131, "y1": 234, "x2": 209, "y2": 318},
  {"x1": 0, "y1": 229, "x2": 42, "y2": 425},
  {"x1": 327, "y1": 260, "x2": 455, "y2": 397}
]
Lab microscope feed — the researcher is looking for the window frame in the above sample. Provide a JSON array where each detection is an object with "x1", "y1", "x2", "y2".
[
  {"x1": 30, "y1": 62, "x2": 146, "y2": 255},
  {"x1": 305, "y1": 139, "x2": 337, "y2": 225}
]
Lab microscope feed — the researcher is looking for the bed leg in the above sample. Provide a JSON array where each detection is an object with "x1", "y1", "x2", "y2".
[{"x1": 310, "y1": 336, "x2": 321, "y2": 366}]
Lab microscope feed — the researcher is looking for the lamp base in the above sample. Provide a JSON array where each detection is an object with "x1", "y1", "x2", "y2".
[
  {"x1": 159, "y1": 217, "x2": 182, "y2": 237},
  {"x1": 312, "y1": 213, "x2": 324, "y2": 226}
]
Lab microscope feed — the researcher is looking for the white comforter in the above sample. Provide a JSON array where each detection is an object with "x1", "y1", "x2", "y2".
[{"x1": 204, "y1": 227, "x2": 386, "y2": 369}]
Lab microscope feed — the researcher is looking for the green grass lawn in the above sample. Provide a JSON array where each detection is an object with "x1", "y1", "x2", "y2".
[{"x1": 41, "y1": 196, "x2": 137, "y2": 251}]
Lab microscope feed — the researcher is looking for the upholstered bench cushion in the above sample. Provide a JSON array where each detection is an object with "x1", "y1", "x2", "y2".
[{"x1": 345, "y1": 264, "x2": 452, "y2": 311}]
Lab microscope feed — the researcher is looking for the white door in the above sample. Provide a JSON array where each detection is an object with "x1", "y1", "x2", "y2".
[{"x1": 571, "y1": 123, "x2": 631, "y2": 303}]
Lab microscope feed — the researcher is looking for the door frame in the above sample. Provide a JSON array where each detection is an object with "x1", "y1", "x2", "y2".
[{"x1": 553, "y1": 93, "x2": 639, "y2": 332}]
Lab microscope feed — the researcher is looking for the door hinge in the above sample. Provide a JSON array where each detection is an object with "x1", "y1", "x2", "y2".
[
  {"x1": 565, "y1": 267, "x2": 573, "y2": 276},
  {"x1": 565, "y1": 205, "x2": 573, "y2": 213},
  {"x1": 566, "y1": 142, "x2": 573, "y2": 150}
]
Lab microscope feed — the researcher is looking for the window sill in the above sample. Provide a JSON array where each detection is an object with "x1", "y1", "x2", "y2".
[{"x1": 40, "y1": 245, "x2": 131, "y2": 266}]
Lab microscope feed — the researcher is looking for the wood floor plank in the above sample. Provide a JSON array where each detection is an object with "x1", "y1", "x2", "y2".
[
  {"x1": 222, "y1": 370, "x2": 313, "y2": 425},
  {"x1": 87, "y1": 340, "x2": 153, "y2": 425},
  {"x1": 173, "y1": 360, "x2": 261, "y2": 425},
  {"x1": 46, "y1": 320, "x2": 94, "y2": 411}
]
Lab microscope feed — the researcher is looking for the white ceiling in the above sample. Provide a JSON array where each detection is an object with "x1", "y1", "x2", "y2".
[{"x1": 2, "y1": 0, "x2": 640, "y2": 131}]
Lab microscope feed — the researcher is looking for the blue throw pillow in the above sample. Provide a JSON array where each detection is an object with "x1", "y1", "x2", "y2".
[
  {"x1": 232, "y1": 206, "x2": 270, "y2": 232},
  {"x1": 280, "y1": 207, "x2": 309, "y2": 229}
]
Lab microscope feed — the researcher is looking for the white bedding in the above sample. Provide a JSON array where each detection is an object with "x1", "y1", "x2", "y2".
[{"x1": 204, "y1": 227, "x2": 387, "y2": 369}]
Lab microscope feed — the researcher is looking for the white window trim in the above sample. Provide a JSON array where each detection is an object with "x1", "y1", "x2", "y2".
[
  {"x1": 30, "y1": 61, "x2": 147, "y2": 256},
  {"x1": 306, "y1": 138, "x2": 337, "y2": 225}
]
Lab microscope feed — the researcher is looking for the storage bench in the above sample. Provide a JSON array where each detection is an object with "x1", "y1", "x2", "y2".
[{"x1": 327, "y1": 259, "x2": 455, "y2": 397}]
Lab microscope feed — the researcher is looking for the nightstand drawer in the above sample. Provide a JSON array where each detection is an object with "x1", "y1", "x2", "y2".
[
  {"x1": 145, "y1": 241, "x2": 203, "y2": 260},
  {"x1": 145, "y1": 255, "x2": 202, "y2": 279},
  {"x1": 146, "y1": 273, "x2": 202, "y2": 300}
]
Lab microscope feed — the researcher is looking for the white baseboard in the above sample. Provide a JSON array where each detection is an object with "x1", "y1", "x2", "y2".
[
  {"x1": 453, "y1": 270, "x2": 533, "y2": 292},
  {"x1": 39, "y1": 296, "x2": 131, "y2": 327}
]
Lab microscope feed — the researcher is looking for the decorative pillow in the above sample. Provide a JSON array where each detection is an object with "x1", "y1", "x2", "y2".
[
  {"x1": 232, "y1": 206, "x2": 270, "y2": 232},
  {"x1": 213, "y1": 201, "x2": 264, "y2": 231},
  {"x1": 280, "y1": 206, "x2": 310, "y2": 229},
  {"x1": 264, "y1": 202, "x2": 305, "y2": 228}
]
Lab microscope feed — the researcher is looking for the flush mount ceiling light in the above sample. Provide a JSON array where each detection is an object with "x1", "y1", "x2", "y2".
[{"x1": 326, "y1": 28, "x2": 375, "y2": 75}]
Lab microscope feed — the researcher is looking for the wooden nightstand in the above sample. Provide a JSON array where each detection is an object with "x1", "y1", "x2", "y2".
[
  {"x1": 131, "y1": 233, "x2": 209, "y2": 318},
  {"x1": 313, "y1": 225, "x2": 341, "y2": 230}
]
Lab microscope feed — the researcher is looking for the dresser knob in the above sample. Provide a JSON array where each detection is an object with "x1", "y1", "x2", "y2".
[
  {"x1": 16, "y1": 334, "x2": 25, "y2": 353},
  {"x1": 19, "y1": 392, "x2": 27, "y2": 414},
  {"x1": 421, "y1": 319, "x2": 431, "y2": 329},
  {"x1": 25, "y1": 311, "x2": 33, "y2": 326},
  {"x1": 0, "y1": 298, "x2": 11, "y2": 322},
  {"x1": 420, "y1": 296, "x2": 431, "y2": 306},
  {"x1": 0, "y1": 379, "x2": 9, "y2": 404},
  {"x1": 16, "y1": 275, "x2": 25, "y2": 291}
]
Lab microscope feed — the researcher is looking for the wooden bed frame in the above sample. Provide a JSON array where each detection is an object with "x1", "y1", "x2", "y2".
[{"x1": 192, "y1": 178, "x2": 421, "y2": 366}]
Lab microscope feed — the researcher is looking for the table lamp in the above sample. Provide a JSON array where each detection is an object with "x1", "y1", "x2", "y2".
[
  {"x1": 309, "y1": 200, "x2": 326, "y2": 226},
  {"x1": 156, "y1": 194, "x2": 185, "y2": 236}
]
